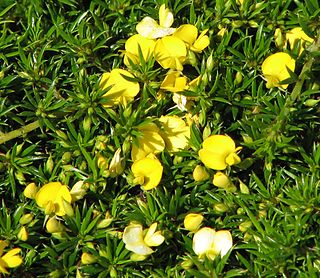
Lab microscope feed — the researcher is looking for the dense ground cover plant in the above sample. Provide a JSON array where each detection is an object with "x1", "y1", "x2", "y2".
[{"x1": 0, "y1": 0, "x2": 319, "y2": 277}]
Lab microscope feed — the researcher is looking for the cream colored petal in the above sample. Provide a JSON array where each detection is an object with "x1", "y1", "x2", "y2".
[
  {"x1": 212, "y1": 230, "x2": 233, "y2": 257},
  {"x1": 192, "y1": 227, "x2": 215, "y2": 257},
  {"x1": 144, "y1": 223, "x2": 165, "y2": 246}
]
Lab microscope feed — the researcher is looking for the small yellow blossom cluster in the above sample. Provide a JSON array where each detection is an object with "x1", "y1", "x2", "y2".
[
  {"x1": 193, "y1": 134, "x2": 242, "y2": 192},
  {"x1": 99, "y1": 4, "x2": 209, "y2": 110},
  {"x1": 261, "y1": 27, "x2": 314, "y2": 89},
  {"x1": 23, "y1": 181, "x2": 88, "y2": 237}
]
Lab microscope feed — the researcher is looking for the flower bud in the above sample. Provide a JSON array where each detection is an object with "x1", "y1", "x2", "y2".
[
  {"x1": 192, "y1": 165, "x2": 209, "y2": 181},
  {"x1": 61, "y1": 152, "x2": 72, "y2": 165},
  {"x1": 235, "y1": 72, "x2": 243, "y2": 84},
  {"x1": 70, "y1": 181, "x2": 87, "y2": 202},
  {"x1": 274, "y1": 28, "x2": 285, "y2": 48},
  {"x1": 24, "y1": 183, "x2": 38, "y2": 199},
  {"x1": 19, "y1": 213, "x2": 34, "y2": 225},
  {"x1": 17, "y1": 226, "x2": 28, "y2": 241},
  {"x1": 217, "y1": 28, "x2": 227, "y2": 38},
  {"x1": 56, "y1": 130, "x2": 68, "y2": 141},
  {"x1": 46, "y1": 155, "x2": 54, "y2": 174},
  {"x1": 304, "y1": 99, "x2": 320, "y2": 107},
  {"x1": 212, "y1": 172, "x2": 236, "y2": 192},
  {"x1": 239, "y1": 179, "x2": 250, "y2": 194},
  {"x1": 15, "y1": 171, "x2": 26, "y2": 184},
  {"x1": 206, "y1": 54, "x2": 214, "y2": 72},
  {"x1": 109, "y1": 148, "x2": 124, "y2": 177},
  {"x1": 81, "y1": 252, "x2": 97, "y2": 264},
  {"x1": 214, "y1": 203, "x2": 229, "y2": 213},
  {"x1": 181, "y1": 258, "x2": 193, "y2": 270},
  {"x1": 109, "y1": 267, "x2": 118, "y2": 278},
  {"x1": 96, "y1": 211, "x2": 113, "y2": 229},
  {"x1": 46, "y1": 217, "x2": 65, "y2": 233},
  {"x1": 239, "y1": 221, "x2": 252, "y2": 232},
  {"x1": 83, "y1": 115, "x2": 92, "y2": 131},
  {"x1": 184, "y1": 213, "x2": 204, "y2": 232}
]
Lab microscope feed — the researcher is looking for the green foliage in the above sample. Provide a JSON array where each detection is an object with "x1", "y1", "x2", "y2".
[{"x1": 0, "y1": 0, "x2": 319, "y2": 277}]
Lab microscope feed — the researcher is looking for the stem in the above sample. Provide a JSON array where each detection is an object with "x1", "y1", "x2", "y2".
[{"x1": 0, "y1": 120, "x2": 40, "y2": 145}]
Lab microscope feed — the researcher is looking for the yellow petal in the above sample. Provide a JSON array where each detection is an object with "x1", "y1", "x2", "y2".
[
  {"x1": 154, "y1": 36, "x2": 187, "y2": 70},
  {"x1": 124, "y1": 34, "x2": 156, "y2": 65},
  {"x1": 131, "y1": 123, "x2": 165, "y2": 161},
  {"x1": 192, "y1": 165, "x2": 209, "y2": 181},
  {"x1": 131, "y1": 156, "x2": 163, "y2": 190},
  {"x1": 173, "y1": 24, "x2": 198, "y2": 45},
  {"x1": 191, "y1": 29, "x2": 210, "y2": 52},
  {"x1": 159, "y1": 115, "x2": 190, "y2": 152},
  {"x1": 184, "y1": 213, "x2": 204, "y2": 232},
  {"x1": 198, "y1": 149, "x2": 227, "y2": 170},
  {"x1": 286, "y1": 27, "x2": 314, "y2": 50},
  {"x1": 2, "y1": 248, "x2": 22, "y2": 268},
  {"x1": 160, "y1": 71, "x2": 188, "y2": 93},
  {"x1": 100, "y1": 69, "x2": 140, "y2": 106},
  {"x1": 54, "y1": 186, "x2": 72, "y2": 216},
  {"x1": 0, "y1": 241, "x2": 8, "y2": 256},
  {"x1": 35, "y1": 182, "x2": 62, "y2": 208},
  {"x1": 144, "y1": 223, "x2": 165, "y2": 247},
  {"x1": 261, "y1": 52, "x2": 295, "y2": 89},
  {"x1": 212, "y1": 172, "x2": 232, "y2": 189}
]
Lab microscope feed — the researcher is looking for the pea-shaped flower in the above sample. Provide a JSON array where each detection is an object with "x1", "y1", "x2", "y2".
[
  {"x1": 198, "y1": 135, "x2": 242, "y2": 170},
  {"x1": 131, "y1": 154, "x2": 163, "y2": 190},
  {"x1": 192, "y1": 228, "x2": 233, "y2": 260},
  {"x1": 261, "y1": 52, "x2": 295, "y2": 89},
  {"x1": 123, "y1": 222, "x2": 165, "y2": 260},
  {"x1": 0, "y1": 241, "x2": 23, "y2": 274},
  {"x1": 100, "y1": 69, "x2": 140, "y2": 106},
  {"x1": 35, "y1": 182, "x2": 72, "y2": 216},
  {"x1": 136, "y1": 4, "x2": 176, "y2": 39}
]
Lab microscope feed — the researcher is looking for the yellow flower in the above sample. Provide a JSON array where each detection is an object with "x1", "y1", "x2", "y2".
[
  {"x1": 173, "y1": 24, "x2": 210, "y2": 53},
  {"x1": 123, "y1": 222, "x2": 164, "y2": 258},
  {"x1": 261, "y1": 52, "x2": 295, "y2": 89},
  {"x1": 286, "y1": 27, "x2": 314, "y2": 54},
  {"x1": 35, "y1": 182, "x2": 72, "y2": 216},
  {"x1": 160, "y1": 71, "x2": 188, "y2": 93},
  {"x1": 192, "y1": 228, "x2": 233, "y2": 260},
  {"x1": 0, "y1": 241, "x2": 23, "y2": 274},
  {"x1": 131, "y1": 154, "x2": 163, "y2": 190},
  {"x1": 136, "y1": 4, "x2": 176, "y2": 39},
  {"x1": 154, "y1": 36, "x2": 187, "y2": 71},
  {"x1": 198, "y1": 135, "x2": 242, "y2": 170},
  {"x1": 123, "y1": 34, "x2": 156, "y2": 66},
  {"x1": 131, "y1": 122, "x2": 165, "y2": 161},
  {"x1": 159, "y1": 115, "x2": 190, "y2": 152},
  {"x1": 184, "y1": 213, "x2": 204, "y2": 232},
  {"x1": 100, "y1": 69, "x2": 140, "y2": 106},
  {"x1": 192, "y1": 165, "x2": 209, "y2": 181}
]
